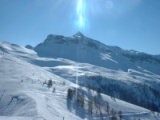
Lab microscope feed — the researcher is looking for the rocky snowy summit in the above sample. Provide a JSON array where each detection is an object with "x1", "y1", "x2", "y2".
[{"x1": 34, "y1": 33, "x2": 160, "y2": 74}]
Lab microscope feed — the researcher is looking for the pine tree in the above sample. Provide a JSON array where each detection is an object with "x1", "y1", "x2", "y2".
[
  {"x1": 67, "y1": 88, "x2": 73, "y2": 100},
  {"x1": 88, "y1": 100, "x2": 93, "y2": 114},
  {"x1": 79, "y1": 93, "x2": 85, "y2": 108},
  {"x1": 110, "y1": 109, "x2": 117, "y2": 120},
  {"x1": 118, "y1": 111, "x2": 122, "y2": 120},
  {"x1": 106, "y1": 101, "x2": 110, "y2": 114},
  {"x1": 52, "y1": 87, "x2": 55, "y2": 93},
  {"x1": 97, "y1": 88, "x2": 101, "y2": 97},
  {"x1": 47, "y1": 79, "x2": 53, "y2": 88},
  {"x1": 93, "y1": 95, "x2": 98, "y2": 113}
]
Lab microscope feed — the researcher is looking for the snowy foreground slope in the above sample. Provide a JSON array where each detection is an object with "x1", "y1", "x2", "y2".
[{"x1": 0, "y1": 37, "x2": 160, "y2": 120}]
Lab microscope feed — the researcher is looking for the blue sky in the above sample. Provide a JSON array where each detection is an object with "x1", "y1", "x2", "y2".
[{"x1": 0, "y1": 0, "x2": 160, "y2": 55}]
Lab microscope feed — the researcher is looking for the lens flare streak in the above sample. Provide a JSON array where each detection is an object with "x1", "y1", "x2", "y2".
[{"x1": 76, "y1": 0, "x2": 86, "y2": 29}]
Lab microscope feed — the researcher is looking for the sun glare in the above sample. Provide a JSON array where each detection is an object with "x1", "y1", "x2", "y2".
[{"x1": 76, "y1": 0, "x2": 86, "y2": 29}]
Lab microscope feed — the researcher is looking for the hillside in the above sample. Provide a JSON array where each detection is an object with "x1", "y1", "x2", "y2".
[
  {"x1": 34, "y1": 32, "x2": 160, "y2": 112},
  {"x1": 0, "y1": 33, "x2": 160, "y2": 120}
]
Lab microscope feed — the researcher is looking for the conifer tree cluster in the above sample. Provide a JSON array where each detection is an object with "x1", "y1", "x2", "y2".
[{"x1": 67, "y1": 87, "x2": 123, "y2": 120}]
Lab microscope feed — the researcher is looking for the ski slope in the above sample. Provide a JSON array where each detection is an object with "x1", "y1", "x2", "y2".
[{"x1": 0, "y1": 41, "x2": 160, "y2": 120}]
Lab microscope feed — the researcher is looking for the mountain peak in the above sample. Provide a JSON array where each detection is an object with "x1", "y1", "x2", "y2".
[{"x1": 73, "y1": 32, "x2": 84, "y2": 37}]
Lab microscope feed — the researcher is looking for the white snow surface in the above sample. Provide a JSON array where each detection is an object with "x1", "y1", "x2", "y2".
[{"x1": 0, "y1": 40, "x2": 160, "y2": 120}]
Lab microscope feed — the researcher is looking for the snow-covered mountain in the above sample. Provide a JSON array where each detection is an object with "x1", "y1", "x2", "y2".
[
  {"x1": 0, "y1": 33, "x2": 160, "y2": 120},
  {"x1": 34, "y1": 32, "x2": 160, "y2": 74},
  {"x1": 34, "y1": 32, "x2": 160, "y2": 112}
]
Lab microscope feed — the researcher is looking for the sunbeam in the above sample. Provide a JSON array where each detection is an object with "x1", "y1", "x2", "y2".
[{"x1": 76, "y1": 0, "x2": 87, "y2": 29}]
